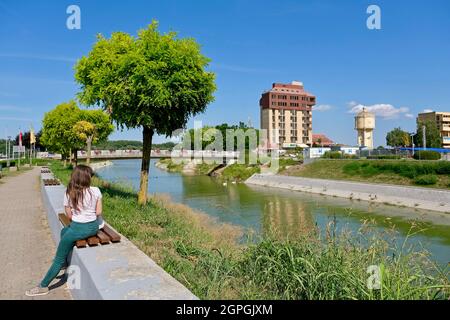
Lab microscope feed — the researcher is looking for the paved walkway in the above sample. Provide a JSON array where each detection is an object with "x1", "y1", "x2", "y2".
[{"x1": 0, "y1": 167, "x2": 71, "y2": 300}]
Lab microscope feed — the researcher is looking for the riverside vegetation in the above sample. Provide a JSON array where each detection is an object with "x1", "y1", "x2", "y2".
[
  {"x1": 49, "y1": 161, "x2": 449, "y2": 300},
  {"x1": 285, "y1": 159, "x2": 450, "y2": 189},
  {"x1": 156, "y1": 157, "x2": 302, "y2": 182}
]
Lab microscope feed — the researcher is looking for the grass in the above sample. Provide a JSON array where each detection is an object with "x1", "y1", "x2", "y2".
[
  {"x1": 221, "y1": 164, "x2": 261, "y2": 182},
  {"x1": 49, "y1": 161, "x2": 449, "y2": 300},
  {"x1": 285, "y1": 159, "x2": 450, "y2": 189},
  {"x1": 195, "y1": 162, "x2": 218, "y2": 175}
]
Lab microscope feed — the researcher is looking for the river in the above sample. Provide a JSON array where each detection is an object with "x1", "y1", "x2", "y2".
[{"x1": 96, "y1": 159, "x2": 450, "y2": 265}]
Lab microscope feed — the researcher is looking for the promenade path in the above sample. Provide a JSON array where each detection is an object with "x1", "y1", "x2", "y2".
[{"x1": 0, "y1": 167, "x2": 71, "y2": 300}]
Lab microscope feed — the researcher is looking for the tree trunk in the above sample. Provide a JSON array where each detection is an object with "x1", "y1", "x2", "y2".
[
  {"x1": 69, "y1": 148, "x2": 73, "y2": 166},
  {"x1": 73, "y1": 149, "x2": 78, "y2": 167},
  {"x1": 138, "y1": 126, "x2": 154, "y2": 205},
  {"x1": 86, "y1": 136, "x2": 93, "y2": 165}
]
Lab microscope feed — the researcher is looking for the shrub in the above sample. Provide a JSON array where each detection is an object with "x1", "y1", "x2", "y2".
[
  {"x1": 413, "y1": 151, "x2": 441, "y2": 160},
  {"x1": 0, "y1": 161, "x2": 16, "y2": 167},
  {"x1": 414, "y1": 174, "x2": 438, "y2": 185},
  {"x1": 322, "y1": 151, "x2": 342, "y2": 159},
  {"x1": 222, "y1": 164, "x2": 260, "y2": 181},
  {"x1": 367, "y1": 155, "x2": 403, "y2": 160}
]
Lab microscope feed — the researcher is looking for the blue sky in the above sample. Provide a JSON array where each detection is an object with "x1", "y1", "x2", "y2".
[{"x1": 0, "y1": 0, "x2": 449, "y2": 146}]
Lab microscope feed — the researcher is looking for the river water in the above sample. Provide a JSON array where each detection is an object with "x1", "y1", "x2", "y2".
[{"x1": 96, "y1": 159, "x2": 450, "y2": 265}]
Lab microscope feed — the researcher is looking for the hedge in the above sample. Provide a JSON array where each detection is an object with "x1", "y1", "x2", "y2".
[{"x1": 413, "y1": 151, "x2": 441, "y2": 160}]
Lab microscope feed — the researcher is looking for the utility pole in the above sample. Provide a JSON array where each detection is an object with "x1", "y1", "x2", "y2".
[
  {"x1": 6, "y1": 136, "x2": 11, "y2": 167},
  {"x1": 410, "y1": 133, "x2": 415, "y2": 157},
  {"x1": 422, "y1": 125, "x2": 426, "y2": 149}
]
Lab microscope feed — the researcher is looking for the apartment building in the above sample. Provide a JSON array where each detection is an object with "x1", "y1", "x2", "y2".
[
  {"x1": 417, "y1": 111, "x2": 450, "y2": 149},
  {"x1": 260, "y1": 81, "x2": 315, "y2": 149}
]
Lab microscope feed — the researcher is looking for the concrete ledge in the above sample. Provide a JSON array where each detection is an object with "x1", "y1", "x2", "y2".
[
  {"x1": 40, "y1": 172, "x2": 197, "y2": 300},
  {"x1": 246, "y1": 174, "x2": 450, "y2": 214}
]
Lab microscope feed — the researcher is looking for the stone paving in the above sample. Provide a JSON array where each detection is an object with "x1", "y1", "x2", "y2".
[{"x1": 0, "y1": 167, "x2": 71, "y2": 300}]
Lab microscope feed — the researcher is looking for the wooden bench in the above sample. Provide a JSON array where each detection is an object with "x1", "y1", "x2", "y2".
[
  {"x1": 58, "y1": 213, "x2": 121, "y2": 248},
  {"x1": 43, "y1": 179, "x2": 61, "y2": 186},
  {"x1": 41, "y1": 170, "x2": 51, "y2": 174}
]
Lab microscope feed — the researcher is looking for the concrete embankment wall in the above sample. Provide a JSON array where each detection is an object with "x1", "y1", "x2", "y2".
[
  {"x1": 246, "y1": 174, "x2": 450, "y2": 214},
  {"x1": 40, "y1": 171, "x2": 197, "y2": 300}
]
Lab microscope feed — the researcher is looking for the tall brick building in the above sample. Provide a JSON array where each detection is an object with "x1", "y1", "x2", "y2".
[{"x1": 260, "y1": 81, "x2": 315, "y2": 149}]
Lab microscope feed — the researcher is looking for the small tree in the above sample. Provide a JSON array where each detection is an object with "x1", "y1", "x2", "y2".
[
  {"x1": 414, "y1": 120, "x2": 441, "y2": 148},
  {"x1": 73, "y1": 110, "x2": 114, "y2": 164},
  {"x1": 386, "y1": 127, "x2": 410, "y2": 148},
  {"x1": 41, "y1": 101, "x2": 113, "y2": 166},
  {"x1": 41, "y1": 101, "x2": 82, "y2": 165},
  {"x1": 75, "y1": 21, "x2": 216, "y2": 204}
]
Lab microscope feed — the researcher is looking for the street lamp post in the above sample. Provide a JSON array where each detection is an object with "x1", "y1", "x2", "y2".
[
  {"x1": 6, "y1": 136, "x2": 11, "y2": 167},
  {"x1": 410, "y1": 133, "x2": 415, "y2": 157}
]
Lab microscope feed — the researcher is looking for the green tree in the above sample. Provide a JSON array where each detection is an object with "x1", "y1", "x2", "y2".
[
  {"x1": 14, "y1": 130, "x2": 44, "y2": 150},
  {"x1": 414, "y1": 120, "x2": 441, "y2": 148},
  {"x1": 73, "y1": 110, "x2": 114, "y2": 165},
  {"x1": 75, "y1": 21, "x2": 216, "y2": 204},
  {"x1": 41, "y1": 101, "x2": 113, "y2": 166},
  {"x1": 386, "y1": 127, "x2": 410, "y2": 148},
  {"x1": 40, "y1": 101, "x2": 82, "y2": 164}
]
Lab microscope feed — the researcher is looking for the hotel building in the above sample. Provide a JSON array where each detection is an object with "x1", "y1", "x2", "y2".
[
  {"x1": 260, "y1": 81, "x2": 315, "y2": 149},
  {"x1": 417, "y1": 111, "x2": 450, "y2": 149}
]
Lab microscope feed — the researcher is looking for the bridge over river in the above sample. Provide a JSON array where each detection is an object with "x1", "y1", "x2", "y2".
[{"x1": 37, "y1": 150, "x2": 240, "y2": 161}]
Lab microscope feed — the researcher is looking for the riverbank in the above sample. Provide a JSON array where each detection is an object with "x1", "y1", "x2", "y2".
[
  {"x1": 283, "y1": 159, "x2": 450, "y2": 189},
  {"x1": 155, "y1": 158, "x2": 260, "y2": 181},
  {"x1": 246, "y1": 174, "x2": 450, "y2": 214},
  {"x1": 50, "y1": 160, "x2": 449, "y2": 299},
  {"x1": 89, "y1": 160, "x2": 113, "y2": 171}
]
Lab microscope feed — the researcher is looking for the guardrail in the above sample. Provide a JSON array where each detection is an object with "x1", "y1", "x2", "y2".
[{"x1": 37, "y1": 150, "x2": 241, "y2": 160}]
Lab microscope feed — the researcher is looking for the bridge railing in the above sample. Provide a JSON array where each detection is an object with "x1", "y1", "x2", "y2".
[{"x1": 37, "y1": 150, "x2": 240, "y2": 159}]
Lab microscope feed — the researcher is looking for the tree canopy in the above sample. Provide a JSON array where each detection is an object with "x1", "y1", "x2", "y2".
[
  {"x1": 74, "y1": 21, "x2": 216, "y2": 204},
  {"x1": 415, "y1": 120, "x2": 441, "y2": 148},
  {"x1": 386, "y1": 127, "x2": 410, "y2": 147},
  {"x1": 75, "y1": 20, "x2": 216, "y2": 135},
  {"x1": 40, "y1": 101, "x2": 113, "y2": 162}
]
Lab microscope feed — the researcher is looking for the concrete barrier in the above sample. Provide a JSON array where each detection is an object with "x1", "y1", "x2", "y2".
[
  {"x1": 246, "y1": 174, "x2": 450, "y2": 214},
  {"x1": 40, "y1": 172, "x2": 198, "y2": 300}
]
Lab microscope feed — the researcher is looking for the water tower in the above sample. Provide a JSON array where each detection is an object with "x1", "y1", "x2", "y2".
[{"x1": 355, "y1": 108, "x2": 375, "y2": 149}]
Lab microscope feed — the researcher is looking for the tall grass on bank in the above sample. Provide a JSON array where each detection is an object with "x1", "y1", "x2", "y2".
[{"x1": 50, "y1": 161, "x2": 449, "y2": 300}]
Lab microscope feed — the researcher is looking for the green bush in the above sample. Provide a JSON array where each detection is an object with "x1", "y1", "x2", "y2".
[
  {"x1": 414, "y1": 174, "x2": 438, "y2": 185},
  {"x1": 343, "y1": 160, "x2": 450, "y2": 181},
  {"x1": 322, "y1": 151, "x2": 342, "y2": 159},
  {"x1": 367, "y1": 155, "x2": 403, "y2": 160},
  {"x1": 0, "y1": 161, "x2": 16, "y2": 167},
  {"x1": 222, "y1": 164, "x2": 260, "y2": 181},
  {"x1": 413, "y1": 151, "x2": 441, "y2": 160}
]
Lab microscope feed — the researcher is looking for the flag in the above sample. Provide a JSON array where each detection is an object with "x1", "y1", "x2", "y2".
[
  {"x1": 19, "y1": 131, "x2": 23, "y2": 147},
  {"x1": 30, "y1": 128, "x2": 36, "y2": 145}
]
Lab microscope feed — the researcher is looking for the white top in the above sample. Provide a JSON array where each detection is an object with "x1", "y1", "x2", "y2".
[{"x1": 64, "y1": 187, "x2": 102, "y2": 224}]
